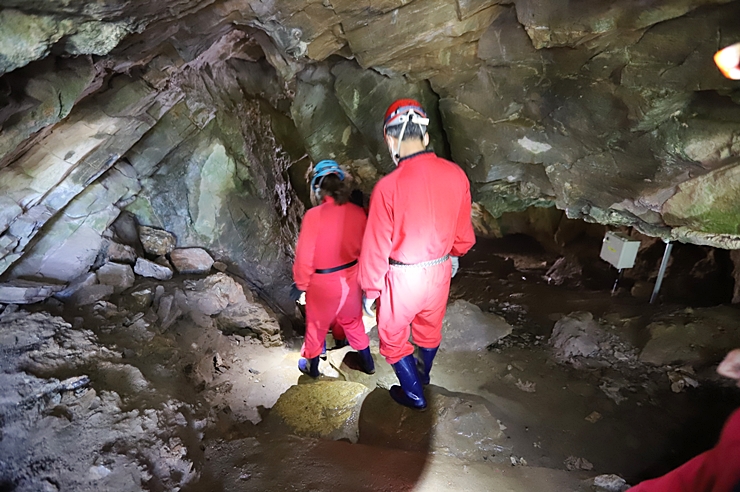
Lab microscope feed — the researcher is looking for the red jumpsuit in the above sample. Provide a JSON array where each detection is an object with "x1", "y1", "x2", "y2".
[
  {"x1": 358, "y1": 151, "x2": 475, "y2": 364},
  {"x1": 294, "y1": 196, "x2": 369, "y2": 359},
  {"x1": 629, "y1": 408, "x2": 740, "y2": 492}
]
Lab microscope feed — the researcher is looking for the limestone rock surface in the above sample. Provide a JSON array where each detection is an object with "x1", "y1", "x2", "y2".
[{"x1": 442, "y1": 300, "x2": 512, "y2": 351}]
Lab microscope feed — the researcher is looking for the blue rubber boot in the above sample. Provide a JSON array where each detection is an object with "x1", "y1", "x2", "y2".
[
  {"x1": 389, "y1": 355, "x2": 427, "y2": 410},
  {"x1": 298, "y1": 356, "x2": 320, "y2": 378},
  {"x1": 357, "y1": 347, "x2": 376, "y2": 375},
  {"x1": 417, "y1": 346, "x2": 439, "y2": 385},
  {"x1": 333, "y1": 338, "x2": 349, "y2": 349}
]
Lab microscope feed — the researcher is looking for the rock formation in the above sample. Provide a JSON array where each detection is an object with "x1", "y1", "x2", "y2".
[{"x1": 1, "y1": 0, "x2": 740, "y2": 310}]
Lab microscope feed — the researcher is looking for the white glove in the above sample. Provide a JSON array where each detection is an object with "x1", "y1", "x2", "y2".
[
  {"x1": 362, "y1": 295, "x2": 376, "y2": 317},
  {"x1": 450, "y1": 256, "x2": 460, "y2": 278}
]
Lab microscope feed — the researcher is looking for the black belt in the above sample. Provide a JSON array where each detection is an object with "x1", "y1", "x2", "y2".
[
  {"x1": 389, "y1": 254, "x2": 450, "y2": 268},
  {"x1": 315, "y1": 259, "x2": 357, "y2": 274}
]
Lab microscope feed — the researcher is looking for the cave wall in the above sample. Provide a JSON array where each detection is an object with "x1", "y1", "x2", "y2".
[{"x1": 1, "y1": 0, "x2": 740, "y2": 305}]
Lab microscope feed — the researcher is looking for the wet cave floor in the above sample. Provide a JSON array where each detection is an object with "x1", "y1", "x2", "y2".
[
  {"x1": 3, "y1": 235, "x2": 740, "y2": 492},
  {"x1": 188, "y1": 235, "x2": 740, "y2": 491}
]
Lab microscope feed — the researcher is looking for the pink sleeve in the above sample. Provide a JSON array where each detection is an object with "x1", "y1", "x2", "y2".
[
  {"x1": 451, "y1": 176, "x2": 476, "y2": 257},
  {"x1": 358, "y1": 185, "x2": 393, "y2": 300},
  {"x1": 293, "y1": 209, "x2": 319, "y2": 291}
]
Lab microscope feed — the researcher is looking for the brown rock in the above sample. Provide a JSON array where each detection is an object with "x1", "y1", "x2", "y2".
[{"x1": 170, "y1": 248, "x2": 214, "y2": 274}]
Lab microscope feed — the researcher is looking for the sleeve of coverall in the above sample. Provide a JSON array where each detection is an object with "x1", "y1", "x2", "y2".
[
  {"x1": 359, "y1": 185, "x2": 393, "y2": 300},
  {"x1": 293, "y1": 209, "x2": 319, "y2": 291},
  {"x1": 450, "y1": 176, "x2": 476, "y2": 257}
]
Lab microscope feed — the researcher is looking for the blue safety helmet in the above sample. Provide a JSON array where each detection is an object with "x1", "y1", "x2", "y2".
[{"x1": 310, "y1": 160, "x2": 345, "y2": 196}]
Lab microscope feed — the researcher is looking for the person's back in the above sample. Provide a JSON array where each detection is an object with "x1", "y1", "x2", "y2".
[
  {"x1": 292, "y1": 160, "x2": 374, "y2": 378},
  {"x1": 358, "y1": 99, "x2": 475, "y2": 410},
  {"x1": 375, "y1": 151, "x2": 470, "y2": 264}
]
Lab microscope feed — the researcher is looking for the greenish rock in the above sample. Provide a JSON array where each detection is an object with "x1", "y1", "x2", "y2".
[
  {"x1": 7, "y1": 161, "x2": 140, "y2": 282},
  {"x1": 271, "y1": 381, "x2": 370, "y2": 443},
  {"x1": 662, "y1": 163, "x2": 740, "y2": 235},
  {"x1": 0, "y1": 10, "x2": 73, "y2": 75},
  {"x1": 193, "y1": 143, "x2": 237, "y2": 239},
  {"x1": 0, "y1": 58, "x2": 95, "y2": 162},
  {"x1": 62, "y1": 21, "x2": 130, "y2": 56}
]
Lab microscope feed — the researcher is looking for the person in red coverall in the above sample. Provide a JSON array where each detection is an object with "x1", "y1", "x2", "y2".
[
  {"x1": 291, "y1": 160, "x2": 375, "y2": 378},
  {"x1": 358, "y1": 99, "x2": 475, "y2": 410},
  {"x1": 628, "y1": 349, "x2": 740, "y2": 492}
]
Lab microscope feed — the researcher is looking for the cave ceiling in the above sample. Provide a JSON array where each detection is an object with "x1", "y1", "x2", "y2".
[{"x1": 1, "y1": 0, "x2": 740, "y2": 294}]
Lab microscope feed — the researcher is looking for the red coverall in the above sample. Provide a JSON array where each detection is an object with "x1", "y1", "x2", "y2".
[
  {"x1": 629, "y1": 408, "x2": 740, "y2": 492},
  {"x1": 358, "y1": 151, "x2": 475, "y2": 364},
  {"x1": 294, "y1": 196, "x2": 370, "y2": 359}
]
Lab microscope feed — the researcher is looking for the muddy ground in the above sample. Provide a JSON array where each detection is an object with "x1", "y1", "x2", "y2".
[{"x1": 2, "y1": 235, "x2": 740, "y2": 492}]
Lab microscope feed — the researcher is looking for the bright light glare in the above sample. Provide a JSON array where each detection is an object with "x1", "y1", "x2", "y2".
[{"x1": 714, "y1": 43, "x2": 740, "y2": 80}]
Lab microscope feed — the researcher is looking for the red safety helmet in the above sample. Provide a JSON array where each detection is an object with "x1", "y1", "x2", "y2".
[{"x1": 383, "y1": 99, "x2": 429, "y2": 133}]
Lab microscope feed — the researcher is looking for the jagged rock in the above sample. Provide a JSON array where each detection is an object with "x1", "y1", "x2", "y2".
[
  {"x1": 441, "y1": 300, "x2": 512, "y2": 351},
  {"x1": 549, "y1": 312, "x2": 603, "y2": 360},
  {"x1": 544, "y1": 255, "x2": 583, "y2": 286},
  {"x1": 359, "y1": 386, "x2": 510, "y2": 461},
  {"x1": 138, "y1": 226, "x2": 176, "y2": 256},
  {"x1": 134, "y1": 258, "x2": 173, "y2": 280},
  {"x1": 662, "y1": 163, "x2": 740, "y2": 235},
  {"x1": 0, "y1": 280, "x2": 65, "y2": 304},
  {"x1": 592, "y1": 474, "x2": 630, "y2": 492},
  {"x1": 69, "y1": 284, "x2": 115, "y2": 306},
  {"x1": 96, "y1": 262, "x2": 135, "y2": 293},
  {"x1": 184, "y1": 273, "x2": 282, "y2": 346},
  {"x1": 104, "y1": 241, "x2": 137, "y2": 265},
  {"x1": 271, "y1": 381, "x2": 370, "y2": 443},
  {"x1": 170, "y1": 248, "x2": 214, "y2": 274}
]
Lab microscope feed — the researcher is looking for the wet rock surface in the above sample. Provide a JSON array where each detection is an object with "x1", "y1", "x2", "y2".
[
  {"x1": 442, "y1": 299, "x2": 513, "y2": 351},
  {"x1": 1, "y1": 235, "x2": 740, "y2": 491}
]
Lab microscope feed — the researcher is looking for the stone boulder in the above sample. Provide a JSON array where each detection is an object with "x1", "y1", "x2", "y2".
[
  {"x1": 270, "y1": 381, "x2": 370, "y2": 443},
  {"x1": 96, "y1": 262, "x2": 135, "y2": 293},
  {"x1": 170, "y1": 248, "x2": 214, "y2": 274},
  {"x1": 359, "y1": 386, "x2": 510, "y2": 461},
  {"x1": 640, "y1": 306, "x2": 740, "y2": 366},
  {"x1": 137, "y1": 226, "x2": 176, "y2": 256},
  {"x1": 441, "y1": 300, "x2": 512, "y2": 352},
  {"x1": 549, "y1": 312, "x2": 604, "y2": 360},
  {"x1": 134, "y1": 258, "x2": 173, "y2": 280},
  {"x1": 184, "y1": 273, "x2": 282, "y2": 346},
  {"x1": 104, "y1": 241, "x2": 137, "y2": 265}
]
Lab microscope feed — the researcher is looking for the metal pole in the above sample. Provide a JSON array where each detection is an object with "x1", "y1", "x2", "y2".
[
  {"x1": 611, "y1": 268, "x2": 622, "y2": 295},
  {"x1": 650, "y1": 241, "x2": 673, "y2": 304}
]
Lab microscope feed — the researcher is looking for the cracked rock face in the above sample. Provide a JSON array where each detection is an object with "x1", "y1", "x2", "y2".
[{"x1": 0, "y1": 0, "x2": 739, "y2": 309}]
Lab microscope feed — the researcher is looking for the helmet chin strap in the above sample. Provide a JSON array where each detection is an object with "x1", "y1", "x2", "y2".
[{"x1": 392, "y1": 120, "x2": 410, "y2": 165}]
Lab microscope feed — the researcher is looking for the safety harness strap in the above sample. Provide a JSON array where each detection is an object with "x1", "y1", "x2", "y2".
[
  {"x1": 389, "y1": 254, "x2": 450, "y2": 269},
  {"x1": 315, "y1": 259, "x2": 358, "y2": 274}
]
